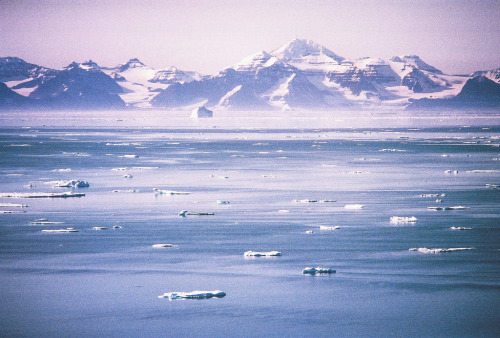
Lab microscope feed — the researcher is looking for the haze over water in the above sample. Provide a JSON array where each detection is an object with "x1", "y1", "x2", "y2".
[{"x1": 1, "y1": 110, "x2": 499, "y2": 337}]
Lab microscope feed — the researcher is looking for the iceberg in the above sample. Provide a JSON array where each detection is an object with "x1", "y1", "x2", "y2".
[
  {"x1": 191, "y1": 106, "x2": 213, "y2": 118},
  {"x1": 178, "y1": 210, "x2": 214, "y2": 217},
  {"x1": 158, "y1": 290, "x2": 226, "y2": 300},
  {"x1": 216, "y1": 200, "x2": 230, "y2": 204},
  {"x1": 427, "y1": 206, "x2": 470, "y2": 211},
  {"x1": 420, "y1": 193, "x2": 446, "y2": 197},
  {"x1": 302, "y1": 267, "x2": 336, "y2": 275},
  {"x1": 244, "y1": 250, "x2": 281, "y2": 257},
  {"x1": 120, "y1": 154, "x2": 139, "y2": 158},
  {"x1": 0, "y1": 192, "x2": 85, "y2": 198},
  {"x1": 51, "y1": 180, "x2": 89, "y2": 188},
  {"x1": 92, "y1": 227, "x2": 108, "y2": 230},
  {"x1": 390, "y1": 216, "x2": 418, "y2": 223},
  {"x1": 344, "y1": 204, "x2": 364, "y2": 209},
  {"x1": 41, "y1": 228, "x2": 78, "y2": 233},
  {"x1": 113, "y1": 225, "x2": 122, "y2": 229},
  {"x1": 31, "y1": 221, "x2": 63, "y2": 224},
  {"x1": 450, "y1": 226, "x2": 472, "y2": 230},
  {"x1": 0, "y1": 210, "x2": 26, "y2": 214},
  {"x1": 0, "y1": 203, "x2": 29, "y2": 207},
  {"x1": 152, "y1": 243, "x2": 176, "y2": 248},
  {"x1": 319, "y1": 226, "x2": 340, "y2": 230},
  {"x1": 409, "y1": 247, "x2": 475, "y2": 253},
  {"x1": 154, "y1": 188, "x2": 191, "y2": 195}
]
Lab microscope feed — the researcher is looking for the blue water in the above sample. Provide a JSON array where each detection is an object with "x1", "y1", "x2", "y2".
[{"x1": 1, "y1": 111, "x2": 499, "y2": 337}]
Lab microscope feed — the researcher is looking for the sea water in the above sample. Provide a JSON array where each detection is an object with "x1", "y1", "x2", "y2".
[{"x1": 0, "y1": 110, "x2": 499, "y2": 337}]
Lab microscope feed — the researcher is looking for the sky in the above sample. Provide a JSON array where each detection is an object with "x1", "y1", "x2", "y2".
[{"x1": 1, "y1": 0, "x2": 499, "y2": 75}]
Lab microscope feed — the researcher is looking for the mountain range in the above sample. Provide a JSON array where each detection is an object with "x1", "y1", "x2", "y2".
[{"x1": 1, "y1": 39, "x2": 499, "y2": 111}]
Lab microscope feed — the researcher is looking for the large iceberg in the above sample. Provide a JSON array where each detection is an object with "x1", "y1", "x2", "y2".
[
  {"x1": 244, "y1": 250, "x2": 281, "y2": 257},
  {"x1": 190, "y1": 106, "x2": 213, "y2": 118},
  {"x1": 344, "y1": 204, "x2": 364, "y2": 210},
  {"x1": 50, "y1": 180, "x2": 89, "y2": 188},
  {"x1": 319, "y1": 225, "x2": 340, "y2": 230},
  {"x1": 158, "y1": 290, "x2": 226, "y2": 300}
]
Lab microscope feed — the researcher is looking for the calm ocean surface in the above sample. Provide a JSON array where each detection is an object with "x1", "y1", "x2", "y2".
[{"x1": 1, "y1": 110, "x2": 499, "y2": 337}]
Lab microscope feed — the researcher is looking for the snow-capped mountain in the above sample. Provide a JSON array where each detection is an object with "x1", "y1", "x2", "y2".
[{"x1": 1, "y1": 39, "x2": 498, "y2": 110}]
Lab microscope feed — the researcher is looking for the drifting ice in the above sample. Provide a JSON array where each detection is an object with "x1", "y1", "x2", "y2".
[
  {"x1": 244, "y1": 251, "x2": 281, "y2": 257},
  {"x1": 0, "y1": 203, "x2": 29, "y2": 208},
  {"x1": 178, "y1": 210, "x2": 214, "y2": 217},
  {"x1": 409, "y1": 247, "x2": 475, "y2": 253},
  {"x1": 92, "y1": 227, "x2": 108, "y2": 230},
  {"x1": 450, "y1": 226, "x2": 472, "y2": 230},
  {"x1": 428, "y1": 206, "x2": 470, "y2": 211},
  {"x1": 390, "y1": 216, "x2": 418, "y2": 223},
  {"x1": 42, "y1": 228, "x2": 78, "y2": 233},
  {"x1": 344, "y1": 204, "x2": 364, "y2": 209},
  {"x1": 302, "y1": 267, "x2": 336, "y2": 275},
  {"x1": 0, "y1": 192, "x2": 85, "y2": 198},
  {"x1": 158, "y1": 290, "x2": 225, "y2": 300},
  {"x1": 320, "y1": 226, "x2": 340, "y2": 230},
  {"x1": 154, "y1": 188, "x2": 191, "y2": 195},
  {"x1": 191, "y1": 106, "x2": 213, "y2": 118},
  {"x1": 51, "y1": 180, "x2": 89, "y2": 188},
  {"x1": 152, "y1": 244, "x2": 175, "y2": 248}
]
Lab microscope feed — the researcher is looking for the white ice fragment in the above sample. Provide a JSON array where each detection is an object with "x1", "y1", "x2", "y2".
[
  {"x1": 178, "y1": 210, "x2": 214, "y2": 217},
  {"x1": 92, "y1": 227, "x2": 108, "y2": 230},
  {"x1": 120, "y1": 154, "x2": 139, "y2": 158},
  {"x1": 427, "y1": 206, "x2": 470, "y2": 211},
  {"x1": 450, "y1": 226, "x2": 472, "y2": 230},
  {"x1": 420, "y1": 193, "x2": 446, "y2": 197},
  {"x1": 444, "y1": 170, "x2": 458, "y2": 174},
  {"x1": 0, "y1": 210, "x2": 26, "y2": 214},
  {"x1": 466, "y1": 170, "x2": 500, "y2": 173},
  {"x1": 216, "y1": 200, "x2": 230, "y2": 204},
  {"x1": 344, "y1": 204, "x2": 364, "y2": 210},
  {"x1": 42, "y1": 228, "x2": 78, "y2": 233},
  {"x1": 244, "y1": 250, "x2": 281, "y2": 257},
  {"x1": 302, "y1": 267, "x2": 336, "y2": 275},
  {"x1": 152, "y1": 243, "x2": 176, "y2": 248},
  {"x1": 31, "y1": 221, "x2": 63, "y2": 224},
  {"x1": 390, "y1": 216, "x2": 418, "y2": 223},
  {"x1": 154, "y1": 188, "x2": 191, "y2": 195},
  {"x1": 409, "y1": 247, "x2": 475, "y2": 253},
  {"x1": 305, "y1": 230, "x2": 314, "y2": 234},
  {"x1": 51, "y1": 180, "x2": 89, "y2": 188},
  {"x1": 190, "y1": 106, "x2": 213, "y2": 118},
  {"x1": 0, "y1": 192, "x2": 85, "y2": 198},
  {"x1": 113, "y1": 225, "x2": 122, "y2": 229},
  {"x1": 278, "y1": 209, "x2": 290, "y2": 213},
  {"x1": 320, "y1": 226, "x2": 340, "y2": 230},
  {"x1": 111, "y1": 167, "x2": 128, "y2": 171},
  {"x1": 122, "y1": 174, "x2": 133, "y2": 178},
  {"x1": 158, "y1": 290, "x2": 226, "y2": 300},
  {"x1": 52, "y1": 168, "x2": 72, "y2": 172},
  {"x1": 0, "y1": 203, "x2": 29, "y2": 208}
]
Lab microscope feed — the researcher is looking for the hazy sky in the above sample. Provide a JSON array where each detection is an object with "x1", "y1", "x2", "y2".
[{"x1": 1, "y1": 0, "x2": 499, "y2": 75}]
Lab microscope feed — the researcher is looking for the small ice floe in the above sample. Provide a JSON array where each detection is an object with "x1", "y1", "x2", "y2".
[
  {"x1": 152, "y1": 243, "x2": 176, "y2": 248},
  {"x1": 120, "y1": 154, "x2": 139, "y2": 158},
  {"x1": 444, "y1": 170, "x2": 458, "y2": 175},
  {"x1": 305, "y1": 230, "x2": 314, "y2": 234},
  {"x1": 293, "y1": 199, "x2": 336, "y2": 203},
  {"x1": 379, "y1": 149, "x2": 406, "y2": 152},
  {"x1": 0, "y1": 203, "x2": 29, "y2": 208},
  {"x1": 409, "y1": 247, "x2": 475, "y2": 254},
  {"x1": 450, "y1": 226, "x2": 472, "y2": 230},
  {"x1": 31, "y1": 220, "x2": 63, "y2": 224},
  {"x1": 320, "y1": 226, "x2": 340, "y2": 230},
  {"x1": 260, "y1": 175, "x2": 277, "y2": 178},
  {"x1": 486, "y1": 184, "x2": 499, "y2": 189},
  {"x1": 302, "y1": 267, "x2": 336, "y2": 275},
  {"x1": 51, "y1": 180, "x2": 89, "y2": 188},
  {"x1": 111, "y1": 167, "x2": 128, "y2": 171},
  {"x1": 158, "y1": 290, "x2": 226, "y2": 300},
  {"x1": 122, "y1": 174, "x2": 133, "y2": 178},
  {"x1": 52, "y1": 168, "x2": 71, "y2": 172},
  {"x1": 390, "y1": 216, "x2": 418, "y2": 224},
  {"x1": 278, "y1": 209, "x2": 290, "y2": 213},
  {"x1": 466, "y1": 170, "x2": 500, "y2": 173},
  {"x1": 344, "y1": 204, "x2": 364, "y2": 210},
  {"x1": 441, "y1": 154, "x2": 450, "y2": 157},
  {"x1": 210, "y1": 174, "x2": 229, "y2": 179},
  {"x1": 435, "y1": 199, "x2": 443, "y2": 203},
  {"x1": 92, "y1": 227, "x2": 108, "y2": 230},
  {"x1": 154, "y1": 188, "x2": 191, "y2": 195},
  {"x1": 216, "y1": 200, "x2": 230, "y2": 204},
  {"x1": 113, "y1": 225, "x2": 122, "y2": 229},
  {"x1": 427, "y1": 206, "x2": 470, "y2": 211},
  {"x1": 0, "y1": 210, "x2": 26, "y2": 214},
  {"x1": 0, "y1": 192, "x2": 85, "y2": 198},
  {"x1": 244, "y1": 251, "x2": 281, "y2": 257},
  {"x1": 178, "y1": 210, "x2": 214, "y2": 217},
  {"x1": 112, "y1": 189, "x2": 139, "y2": 193},
  {"x1": 42, "y1": 228, "x2": 78, "y2": 233},
  {"x1": 420, "y1": 193, "x2": 446, "y2": 197}
]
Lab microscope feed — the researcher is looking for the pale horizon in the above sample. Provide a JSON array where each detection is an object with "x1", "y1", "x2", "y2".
[{"x1": 1, "y1": 0, "x2": 499, "y2": 75}]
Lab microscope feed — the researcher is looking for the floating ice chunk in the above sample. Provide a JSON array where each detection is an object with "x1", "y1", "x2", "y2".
[
  {"x1": 191, "y1": 106, "x2": 213, "y2": 118},
  {"x1": 293, "y1": 199, "x2": 318, "y2": 203},
  {"x1": 152, "y1": 243, "x2": 176, "y2": 248},
  {"x1": 154, "y1": 188, "x2": 191, "y2": 195},
  {"x1": 486, "y1": 184, "x2": 500, "y2": 189},
  {"x1": 112, "y1": 189, "x2": 139, "y2": 193},
  {"x1": 435, "y1": 199, "x2": 443, "y2": 203},
  {"x1": 450, "y1": 226, "x2": 472, "y2": 230},
  {"x1": 122, "y1": 174, "x2": 133, "y2": 178},
  {"x1": 52, "y1": 168, "x2": 72, "y2": 172},
  {"x1": 244, "y1": 250, "x2": 281, "y2": 257},
  {"x1": 390, "y1": 216, "x2": 418, "y2": 223},
  {"x1": 0, "y1": 210, "x2": 26, "y2": 214},
  {"x1": 466, "y1": 170, "x2": 500, "y2": 173},
  {"x1": 120, "y1": 154, "x2": 139, "y2": 158},
  {"x1": 158, "y1": 290, "x2": 226, "y2": 300},
  {"x1": 178, "y1": 210, "x2": 214, "y2": 217},
  {"x1": 210, "y1": 174, "x2": 229, "y2": 179},
  {"x1": 427, "y1": 206, "x2": 470, "y2": 211},
  {"x1": 0, "y1": 203, "x2": 29, "y2": 208},
  {"x1": 420, "y1": 193, "x2": 446, "y2": 197},
  {"x1": 278, "y1": 209, "x2": 290, "y2": 213},
  {"x1": 216, "y1": 200, "x2": 230, "y2": 204},
  {"x1": 344, "y1": 204, "x2": 364, "y2": 210},
  {"x1": 42, "y1": 228, "x2": 78, "y2": 233},
  {"x1": 302, "y1": 267, "x2": 336, "y2": 275},
  {"x1": 31, "y1": 221, "x2": 63, "y2": 224},
  {"x1": 320, "y1": 226, "x2": 340, "y2": 230},
  {"x1": 260, "y1": 175, "x2": 277, "y2": 178},
  {"x1": 0, "y1": 192, "x2": 85, "y2": 198},
  {"x1": 305, "y1": 230, "x2": 314, "y2": 234},
  {"x1": 113, "y1": 225, "x2": 122, "y2": 229},
  {"x1": 111, "y1": 167, "x2": 128, "y2": 171},
  {"x1": 379, "y1": 149, "x2": 406, "y2": 152},
  {"x1": 51, "y1": 180, "x2": 89, "y2": 188},
  {"x1": 444, "y1": 170, "x2": 458, "y2": 174},
  {"x1": 92, "y1": 227, "x2": 108, "y2": 230},
  {"x1": 409, "y1": 247, "x2": 475, "y2": 253}
]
